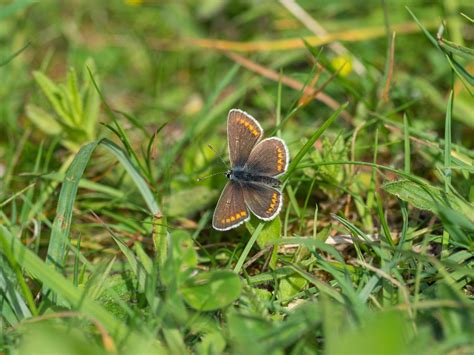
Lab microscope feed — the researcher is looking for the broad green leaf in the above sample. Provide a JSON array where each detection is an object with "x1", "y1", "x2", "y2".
[
  {"x1": 161, "y1": 230, "x2": 198, "y2": 287},
  {"x1": 180, "y1": 270, "x2": 241, "y2": 311},
  {"x1": 327, "y1": 311, "x2": 415, "y2": 355},
  {"x1": 278, "y1": 275, "x2": 307, "y2": 303},
  {"x1": 246, "y1": 215, "x2": 281, "y2": 249},
  {"x1": 260, "y1": 302, "x2": 322, "y2": 350},
  {"x1": 171, "y1": 231, "x2": 198, "y2": 272},
  {"x1": 162, "y1": 328, "x2": 188, "y2": 355},
  {"x1": 19, "y1": 323, "x2": 104, "y2": 355},
  {"x1": 196, "y1": 331, "x2": 226, "y2": 355},
  {"x1": 246, "y1": 216, "x2": 281, "y2": 269},
  {"x1": 383, "y1": 180, "x2": 474, "y2": 222},
  {"x1": 226, "y1": 311, "x2": 272, "y2": 354},
  {"x1": 165, "y1": 186, "x2": 218, "y2": 217}
]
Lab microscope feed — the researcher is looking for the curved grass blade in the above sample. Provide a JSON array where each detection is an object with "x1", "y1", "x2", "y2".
[
  {"x1": 0, "y1": 42, "x2": 30, "y2": 67},
  {"x1": 282, "y1": 103, "x2": 348, "y2": 183},
  {"x1": 101, "y1": 139, "x2": 160, "y2": 214},
  {"x1": 46, "y1": 140, "x2": 101, "y2": 270},
  {"x1": 0, "y1": 263, "x2": 33, "y2": 324},
  {"x1": 47, "y1": 138, "x2": 161, "y2": 274},
  {"x1": 0, "y1": 226, "x2": 150, "y2": 344}
]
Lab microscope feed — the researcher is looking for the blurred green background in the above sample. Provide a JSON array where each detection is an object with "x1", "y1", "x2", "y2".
[{"x1": 1, "y1": 0, "x2": 473, "y2": 354}]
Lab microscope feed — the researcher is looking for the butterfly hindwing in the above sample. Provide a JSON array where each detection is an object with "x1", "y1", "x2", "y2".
[
  {"x1": 244, "y1": 137, "x2": 289, "y2": 177},
  {"x1": 242, "y1": 182, "x2": 282, "y2": 221},
  {"x1": 227, "y1": 109, "x2": 263, "y2": 168},
  {"x1": 212, "y1": 181, "x2": 250, "y2": 231}
]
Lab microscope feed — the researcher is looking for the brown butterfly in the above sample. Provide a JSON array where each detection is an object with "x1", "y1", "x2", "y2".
[{"x1": 212, "y1": 109, "x2": 289, "y2": 231}]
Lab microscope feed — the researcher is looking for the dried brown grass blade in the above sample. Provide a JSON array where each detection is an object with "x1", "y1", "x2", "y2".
[
  {"x1": 188, "y1": 21, "x2": 436, "y2": 52},
  {"x1": 225, "y1": 52, "x2": 352, "y2": 121}
]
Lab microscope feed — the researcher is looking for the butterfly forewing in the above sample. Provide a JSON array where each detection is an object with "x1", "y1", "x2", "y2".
[
  {"x1": 227, "y1": 109, "x2": 263, "y2": 168},
  {"x1": 244, "y1": 137, "x2": 289, "y2": 177},
  {"x1": 242, "y1": 182, "x2": 282, "y2": 221},
  {"x1": 212, "y1": 181, "x2": 250, "y2": 231}
]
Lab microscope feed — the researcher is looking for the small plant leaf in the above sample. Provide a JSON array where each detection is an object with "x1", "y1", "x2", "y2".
[
  {"x1": 25, "y1": 104, "x2": 62, "y2": 135},
  {"x1": 278, "y1": 275, "x2": 307, "y2": 303},
  {"x1": 439, "y1": 38, "x2": 474, "y2": 60},
  {"x1": 180, "y1": 270, "x2": 242, "y2": 311},
  {"x1": 33, "y1": 71, "x2": 72, "y2": 125},
  {"x1": 383, "y1": 180, "x2": 474, "y2": 222},
  {"x1": 161, "y1": 230, "x2": 198, "y2": 287},
  {"x1": 165, "y1": 186, "x2": 218, "y2": 217},
  {"x1": 246, "y1": 216, "x2": 281, "y2": 269},
  {"x1": 82, "y1": 59, "x2": 100, "y2": 139},
  {"x1": 66, "y1": 67, "x2": 83, "y2": 124},
  {"x1": 327, "y1": 311, "x2": 412, "y2": 355}
]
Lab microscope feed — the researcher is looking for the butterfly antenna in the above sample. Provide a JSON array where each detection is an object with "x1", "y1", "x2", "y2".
[
  {"x1": 196, "y1": 171, "x2": 227, "y2": 182},
  {"x1": 207, "y1": 144, "x2": 230, "y2": 169}
]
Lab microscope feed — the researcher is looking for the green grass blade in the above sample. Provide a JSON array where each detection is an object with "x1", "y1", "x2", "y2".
[
  {"x1": 101, "y1": 139, "x2": 160, "y2": 215},
  {"x1": 0, "y1": 264, "x2": 33, "y2": 323},
  {"x1": 0, "y1": 42, "x2": 30, "y2": 67},
  {"x1": 233, "y1": 223, "x2": 264, "y2": 274},
  {"x1": 0, "y1": 226, "x2": 148, "y2": 343},
  {"x1": 46, "y1": 140, "x2": 101, "y2": 271},
  {"x1": 283, "y1": 103, "x2": 348, "y2": 182},
  {"x1": 406, "y1": 7, "x2": 440, "y2": 49},
  {"x1": 47, "y1": 138, "x2": 161, "y2": 274}
]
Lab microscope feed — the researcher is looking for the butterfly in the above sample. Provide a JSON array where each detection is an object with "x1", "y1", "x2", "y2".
[{"x1": 212, "y1": 109, "x2": 289, "y2": 231}]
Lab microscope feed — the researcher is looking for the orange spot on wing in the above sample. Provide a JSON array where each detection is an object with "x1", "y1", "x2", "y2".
[
  {"x1": 226, "y1": 218, "x2": 231, "y2": 223},
  {"x1": 241, "y1": 211, "x2": 247, "y2": 216},
  {"x1": 237, "y1": 118, "x2": 260, "y2": 136}
]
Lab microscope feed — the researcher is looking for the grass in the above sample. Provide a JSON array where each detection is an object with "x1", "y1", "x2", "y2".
[{"x1": 1, "y1": 1, "x2": 473, "y2": 354}]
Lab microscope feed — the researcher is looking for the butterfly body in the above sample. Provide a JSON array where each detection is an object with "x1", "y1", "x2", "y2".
[
  {"x1": 212, "y1": 109, "x2": 289, "y2": 231},
  {"x1": 227, "y1": 168, "x2": 281, "y2": 188}
]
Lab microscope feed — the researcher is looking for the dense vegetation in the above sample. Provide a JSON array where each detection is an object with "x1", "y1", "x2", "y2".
[{"x1": 1, "y1": 1, "x2": 473, "y2": 354}]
